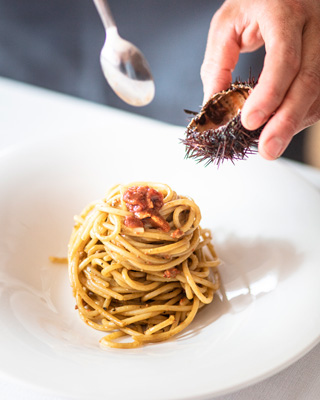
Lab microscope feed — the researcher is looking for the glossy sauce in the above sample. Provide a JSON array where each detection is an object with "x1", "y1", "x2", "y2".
[{"x1": 123, "y1": 186, "x2": 170, "y2": 232}]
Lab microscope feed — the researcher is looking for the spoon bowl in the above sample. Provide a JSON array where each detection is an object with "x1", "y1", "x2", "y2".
[
  {"x1": 93, "y1": 0, "x2": 155, "y2": 106},
  {"x1": 100, "y1": 27, "x2": 155, "y2": 106}
]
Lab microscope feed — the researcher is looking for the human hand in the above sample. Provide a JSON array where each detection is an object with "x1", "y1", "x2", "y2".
[{"x1": 200, "y1": 0, "x2": 320, "y2": 160}]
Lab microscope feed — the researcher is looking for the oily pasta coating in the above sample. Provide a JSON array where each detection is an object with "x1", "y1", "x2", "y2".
[{"x1": 68, "y1": 182, "x2": 220, "y2": 349}]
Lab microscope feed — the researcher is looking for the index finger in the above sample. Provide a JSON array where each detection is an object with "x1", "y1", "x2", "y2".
[{"x1": 201, "y1": 13, "x2": 241, "y2": 103}]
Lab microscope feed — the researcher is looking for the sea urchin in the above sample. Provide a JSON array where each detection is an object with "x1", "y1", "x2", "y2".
[{"x1": 182, "y1": 78, "x2": 265, "y2": 166}]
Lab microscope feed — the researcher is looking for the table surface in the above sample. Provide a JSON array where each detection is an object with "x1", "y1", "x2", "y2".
[{"x1": 0, "y1": 77, "x2": 319, "y2": 400}]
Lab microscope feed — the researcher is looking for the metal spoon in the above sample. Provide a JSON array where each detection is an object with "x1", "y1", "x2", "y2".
[{"x1": 93, "y1": 0, "x2": 155, "y2": 106}]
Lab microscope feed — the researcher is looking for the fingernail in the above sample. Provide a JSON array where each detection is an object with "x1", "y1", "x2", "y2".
[
  {"x1": 244, "y1": 110, "x2": 266, "y2": 130},
  {"x1": 265, "y1": 137, "x2": 285, "y2": 159}
]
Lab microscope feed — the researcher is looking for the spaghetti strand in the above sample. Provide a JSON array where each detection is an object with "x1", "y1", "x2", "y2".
[{"x1": 68, "y1": 182, "x2": 220, "y2": 349}]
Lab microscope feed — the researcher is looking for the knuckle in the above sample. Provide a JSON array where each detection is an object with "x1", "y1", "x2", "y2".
[
  {"x1": 210, "y1": 3, "x2": 234, "y2": 33},
  {"x1": 263, "y1": 84, "x2": 284, "y2": 106},
  {"x1": 200, "y1": 62, "x2": 213, "y2": 82},
  {"x1": 312, "y1": 109, "x2": 320, "y2": 122},
  {"x1": 211, "y1": 6, "x2": 228, "y2": 25},
  {"x1": 306, "y1": 102, "x2": 320, "y2": 125},
  {"x1": 282, "y1": 45, "x2": 301, "y2": 72},
  {"x1": 200, "y1": 60, "x2": 223, "y2": 82},
  {"x1": 209, "y1": 10, "x2": 224, "y2": 34},
  {"x1": 268, "y1": 41, "x2": 301, "y2": 72},
  {"x1": 298, "y1": 67, "x2": 320, "y2": 92},
  {"x1": 278, "y1": 112, "x2": 299, "y2": 134},
  {"x1": 285, "y1": 0, "x2": 305, "y2": 19}
]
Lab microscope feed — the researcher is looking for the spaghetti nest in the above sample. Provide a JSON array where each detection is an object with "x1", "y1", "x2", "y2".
[{"x1": 68, "y1": 182, "x2": 220, "y2": 349}]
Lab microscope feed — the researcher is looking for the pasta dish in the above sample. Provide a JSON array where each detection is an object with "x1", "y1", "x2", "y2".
[{"x1": 68, "y1": 182, "x2": 220, "y2": 349}]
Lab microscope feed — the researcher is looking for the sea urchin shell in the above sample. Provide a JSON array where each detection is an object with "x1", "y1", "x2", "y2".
[{"x1": 182, "y1": 79, "x2": 264, "y2": 166}]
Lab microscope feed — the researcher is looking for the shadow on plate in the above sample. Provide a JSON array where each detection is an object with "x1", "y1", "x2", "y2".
[{"x1": 175, "y1": 234, "x2": 304, "y2": 341}]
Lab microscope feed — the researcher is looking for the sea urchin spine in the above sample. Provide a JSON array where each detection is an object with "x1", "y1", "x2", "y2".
[{"x1": 182, "y1": 78, "x2": 265, "y2": 166}]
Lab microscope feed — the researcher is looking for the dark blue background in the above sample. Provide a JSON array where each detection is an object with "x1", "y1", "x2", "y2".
[{"x1": 0, "y1": 0, "x2": 305, "y2": 161}]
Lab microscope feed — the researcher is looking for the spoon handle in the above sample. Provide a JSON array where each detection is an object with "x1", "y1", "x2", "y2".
[{"x1": 93, "y1": 0, "x2": 116, "y2": 30}]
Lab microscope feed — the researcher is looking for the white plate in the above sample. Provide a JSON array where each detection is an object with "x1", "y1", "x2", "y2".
[{"x1": 0, "y1": 119, "x2": 320, "y2": 400}]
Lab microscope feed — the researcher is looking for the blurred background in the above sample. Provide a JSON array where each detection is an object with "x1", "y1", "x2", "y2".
[{"x1": 0, "y1": 0, "x2": 318, "y2": 165}]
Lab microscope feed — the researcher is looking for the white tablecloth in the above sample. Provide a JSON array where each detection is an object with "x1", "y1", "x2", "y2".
[{"x1": 1, "y1": 77, "x2": 319, "y2": 400}]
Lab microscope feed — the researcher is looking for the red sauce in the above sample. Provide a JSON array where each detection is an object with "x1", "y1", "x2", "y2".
[
  {"x1": 124, "y1": 215, "x2": 144, "y2": 229},
  {"x1": 171, "y1": 228, "x2": 184, "y2": 239},
  {"x1": 163, "y1": 268, "x2": 179, "y2": 279},
  {"x1": 123, "y1": 186, "x2": 163, "y2": 212},
  {"x1": 123, "y1": 186, "x2": 170, "y2": 232}
]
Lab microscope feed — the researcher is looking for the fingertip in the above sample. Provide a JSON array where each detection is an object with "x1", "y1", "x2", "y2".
[
  {"x1": 201, "y1": 61, "x2": 234, "y2": 105},
  {"x1": 202, "y1": 91, "x2": 214, "y2": 106},
  {"x1": 201, "y1": 74, "x2": 231, "y2": 105},
  {"x1": 259, "y1": 136, "x2": 286, "y2": 160},
  {"x1": 240, "y1": 109, "x2": 251, "y2": 130},
  {"x1": 241, "y1": 109, "x2": 267, "y2": 131}
]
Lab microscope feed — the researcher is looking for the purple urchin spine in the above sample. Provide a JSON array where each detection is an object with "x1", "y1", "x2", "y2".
[
  {"x1": 183, "y1": 113, "x2": 263, "y2": 167},
  {"x1": 182, "y1": 77, "x2": 264, "y2": 166}
]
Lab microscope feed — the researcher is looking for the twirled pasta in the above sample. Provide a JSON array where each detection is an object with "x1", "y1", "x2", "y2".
[{"x1": 68, "y1": 182, "x2": 220, "y2": 349}]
